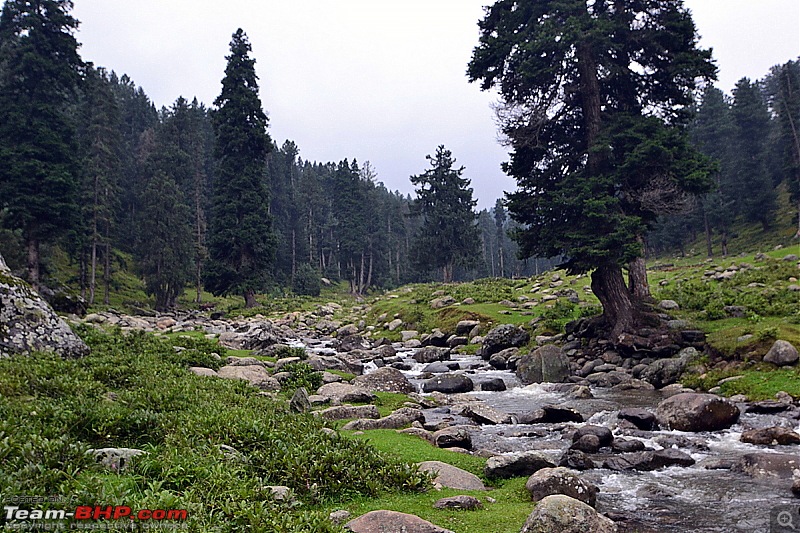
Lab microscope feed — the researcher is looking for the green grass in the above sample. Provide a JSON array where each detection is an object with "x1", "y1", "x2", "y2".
[
  {"x1": 340, "y1": 430, "x2": 533, "y2": 533},
  {"x1": 684, "y1": 365, "x2": 800, "y2": 401},
  {"x1": 0, "y1": 328, "x2": 431, "y2": 532}
]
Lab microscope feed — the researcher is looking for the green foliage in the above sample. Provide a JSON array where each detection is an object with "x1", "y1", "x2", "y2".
[
  {"x1": 410, "y1": 146, "x2": 480, "y2": 282},
  {"x1": 0, "y1": 0, "x2": 84, "y2": 280},
  {"x1": 280, "y1": 363, "x2": 323, "y2": 394},
  {"x1": 468, "y1": 0, "x2": 715, "y2": 275},
  {"x1": 539, "y1": 300, "x2": 579, "y2": 334},
  {"x1": 0, "y1": 328, "x2": 429, "y2": 531},
  {"x1": 205, "y1": 29, "x2": 276, "y2": 306},
  {"x1": 293, "y1": 263, "x2": 322, "y2": 296},
  {"x1": 273, "y1": 345, "x2": 309, "y2": 361}
]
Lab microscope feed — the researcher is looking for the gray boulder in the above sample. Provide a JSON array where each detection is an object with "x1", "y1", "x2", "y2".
[
  {"x1": 516, "y1": 345, "x2": 570, "y2": 384},
  {"x1": 525, "y1": 467, "x2": 598, "y2": 507},
  {"x1": 414, "y1": 346, "x2": 450, "y2": 364},
  {"x1": 0, "y1": 263, "x2": 90, "y2": 358},
  {"x1": 346, "y1": 510, "x2": 454, "y2": 533},
  {"x1": 87, "y1": 448, "x2": 146, "y2": 472},
  {"x1": 656, "y1": 393, "x2": 740, "y2": 432},
  {"x1": 216, "y1": 365, "x2": 280, "y2": 391},
  {"x1": 352, "y1": 367, "x2": 415, "y2": 393},
  {"x1": 764, "y1": 340, "x2": 799, "y2": 366},
  {"x1": 639, "y1": 358, "x2": 685, "y2": 388},
  {"x1": 289, "y1": 387, "x2": 311, "y2": 413},
  {"x1": 318, "y1": 405, "x2": 380, "y2": 421},
  {"x1": 484, "y1": 451, "x2": 555, "y2": 479},
  {"x1": 741, "y1": 427, "x2": 800, "y2": 445},
  {"x1": 316, "y1": 382, "x2": 376, "y2": 403},
  {"x1": 520, "y1": 495, "x2": 617, "y2": 533},
  {"x1": 480, "y1": 324, "x2": 530, "y2": 358},
  {"x1": 433, "y1": 426, "x2": 472, "y2": 450},
  {"x1": 732, "y1": 453, "x2": 800, "y2": 479},
  {"x1": 422, "y1": 373, "x2": 474, "y2": 394},
  {"x1": 417, "y1": 461, "x2": 486, "y2": 491},
  {"x1": 461, "y1": 404, "x2": 512, "y2": 425},
  {"x1": 433, "y1": 495, "x2": 482, "y2": 510},
  {"x1": 341, "y1": 407, "x2": 424, "y2": 431},
  {"x1": 617, "y1": 408, "x2": 658, "y2": 431}
]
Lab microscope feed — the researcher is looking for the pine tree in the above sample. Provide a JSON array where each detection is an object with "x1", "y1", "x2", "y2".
[
  {"x1": 410, "y1": 146, "x2": 480, "y2": 283},
  {"x1": 0, "y1": 0, "x2": 83, "y2": 288},
  {"x1": 137, "y1": 170, "x2": 193, "y2": 311},
  {"x1": 80, "y1": 66, "x2": 122, "y2": 304},
  {"x1": 205, "y1": 29, "x2": 275, "y2": 308},
  {"x1": 765, "y1": 60, "x2": 800, "y2": 237},
  {"x1": 468, "y1": 0, "x2": 715, "y2": 339},
  {"x1": 731, "y1": 78, "x2": 777, "y2": 230},
  {"x1": 493, "y1": 198, "x2": 507, "y2": 277}
]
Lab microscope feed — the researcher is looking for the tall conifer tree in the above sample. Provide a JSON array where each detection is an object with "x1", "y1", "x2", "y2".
[
  {"x1": 0, "y1": 0, "x2": 83, "y2": 288},
  {"x1": 205, "y1": 29, "x2": 275, "y2": 307}
]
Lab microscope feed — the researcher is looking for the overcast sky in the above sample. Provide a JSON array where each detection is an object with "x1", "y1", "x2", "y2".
[{"x1": 65, "y1": 0, "x2": 800, "y2": 209}]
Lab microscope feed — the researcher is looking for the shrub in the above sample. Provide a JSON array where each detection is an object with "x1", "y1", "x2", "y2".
[
  {"x1": 293, "y1": 263, "x2": 322, "y2": 297},
  {"x1": 281, "y1": 362, "x2": 323, "y2": 393}
]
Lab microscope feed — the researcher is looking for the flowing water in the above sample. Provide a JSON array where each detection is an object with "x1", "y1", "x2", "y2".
[{"x1": 308, "y1": 341, "x2": 800, "y2": 532}]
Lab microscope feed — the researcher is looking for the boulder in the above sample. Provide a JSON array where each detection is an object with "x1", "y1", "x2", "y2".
[
  {"x1": 639, "y1": 358, "x2": 685, "y2": 388},
  {"x1": 0, "y1": 264, "x2": 90, "y2": 358},
  {"x1": 570, "y1": 435, "x2": 600, "y2": 453},
  {"x1": 603, "y1": 449, "x2": 695, "y2": 471},
  {"x1": 479, "y1": 377, "x2": 507, "y2": 392},
  {"x1": 732, "y1": 453, "x2": 800, "y2": 479},
  {"x1": 316, "y1": 382, "x2": 376, "y2": 403},
  {"x1": 480, "y1": 324, "x2": 530, "y2": 359},
  {"x1": 572, "y1": 425, "x2": 613, "y2": 448},
  {"x1": 558, "y1": 449, "x2": 596, "y2": 471},
  {"x1": 87, "y1": 448, "x2": 146, "y2": 472},
  {"x1": 386, "y1": 318, "x2": 403, "y2": 331},
  {"x1": 433, "y1": 426, "x2": 472, "y2": 450},
  {"x1": 519, "y1": 406, "x2": 584, "y2": 424},
  {"x1": 422, "y1": 374, "x2": 474, "y2": 394},
  {"x1": 659, "y1": 300, "x2": 680, "y2": 310},
  {"x1": 655, "y1": 393, "x2": 740, "y2": 432},
  {"x1": 461, "y1": 404, "x2": 511, "y2": 425},
  {"x1": 216, "y1": 365, "x2": 280, "y2": 391},
  {"x1": 414, "y1": 347, "x2": 450, "y2": 364},
  {"x1": 520, "y1": 495, "x2": 617, "y2": 533},
  {"x1": 455, "y1": 320, "x2": 480, "y2": 336},
  {"x1": 516, "y1": 345, "x2": 570, "y2": 384},
  {"x1": 484, "y1": 451, "x2": 556, "y2": 479},
  {"x1": 741, "y1": 427, "x2": 800, "y2": 446},
  {"x1": 525, "y1": 467, "x2": 598, "y2": 507},
  {"x1": 341, "y1": 407, "x2": 424, "y2": 431},
  {"x1": 430, "y1": 296, "x2": 456, "y2": 309},
  {"x1": 617, "y1": 408, "x2": 658, "y2": 431},
  {"x1": 346, "y1": 510, "x2": 454, "y2": 533},
  {"x1": 433, "y1": 496, "x2": 482, "y2": 511},
  {"x1": 189, "y1": 367, "x2": 218, "y2": 378},
  {"x1": 764, "y1": 340, "x2": 799, "y2": 366},
  {"x1": 318, "y1": 405, "x2": 380, "y2": 421},
  {"x1": 289, "y1": 387, "x2": 311, "y2": 413},
  {"x1": 418, "y1": 461, "x2": 486, "y2": 491},
  {"x1": 352, "y1": 367, "x2": 415, "y2": 394}
]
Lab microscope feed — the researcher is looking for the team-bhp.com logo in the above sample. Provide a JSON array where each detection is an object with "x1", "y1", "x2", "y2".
[{"x1": 4, "y1": 505, "x2": 188, "y2": 529}]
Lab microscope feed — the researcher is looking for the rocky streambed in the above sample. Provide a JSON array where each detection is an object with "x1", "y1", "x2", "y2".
[
  {"x1": 70, "y1": 309, "x2": 800, "y2": 532},
  {"x1": 299, "y1": 336, "x2": 800, "y2": 533}
]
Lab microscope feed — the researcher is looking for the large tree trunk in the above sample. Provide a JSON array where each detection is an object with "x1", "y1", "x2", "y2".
[
  {"x1": 89, "y1": 241, "x2": 98, "y2": 305},
  {"x1": 26, "y1": 234, "x2": 40, "y2": 291},
  {"x1": 591, "y1": 263, "x2": 635, "y2": 342},
  {"x1": 704, "y1": 209, "x2": 713, "y2": 257},
  {"x1": 721, "y1": 230, "x2": 728, "y2": 257},
  {"x1": 244, "y1": 289, "x2": 258, "y2": 308},
  {"x1": 103, "y1": 242, "x2": 110, "y2": 305},
  {"x1": 628, "y1": 236, "x2": 651, "y2": 300}
]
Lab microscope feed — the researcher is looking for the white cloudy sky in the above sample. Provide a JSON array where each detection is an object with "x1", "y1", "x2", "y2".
[{"x1": 65, "y1": 0, "x2": 800, "y2": 208}]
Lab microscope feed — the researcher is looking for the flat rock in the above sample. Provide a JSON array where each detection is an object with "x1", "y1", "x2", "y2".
[
  {"x1": 341, "y1": 407, "x2": 424, "y2": 431},
  {"x1": 418, "y1": 461, "x2": 486, "y2": 491},
  {"x1": 433, "y1": 496, "x2": 482, "y2": 510},
  {"x1": 189, "y1": 367, "x2": 218, "y2": 377},
  {"x1": 422, "y1": 373, "x2": 474, "y2": 394},
  {"x1": 461, "y1": 404, "x2": 512, "y2": 425},
  {"x1": 741, "y1": 427, "x2": 800, "y2": 446},
  {"x1": 319, "y1": 405, "x2": 380, "y2": 421},
  {"x1": 733, "y1": 453, "x2": 800, "y2": 479},
  {"x1": 346, "y1": 510, "x2": 454, "y2": 533},
  {"x1": 617, "y1": 408, "x2": 658, "y2": 431}
]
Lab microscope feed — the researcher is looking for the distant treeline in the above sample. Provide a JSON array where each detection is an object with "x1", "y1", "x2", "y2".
[{"x1": 648, "y1": 60, "x2": 800, "y2": 257}]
